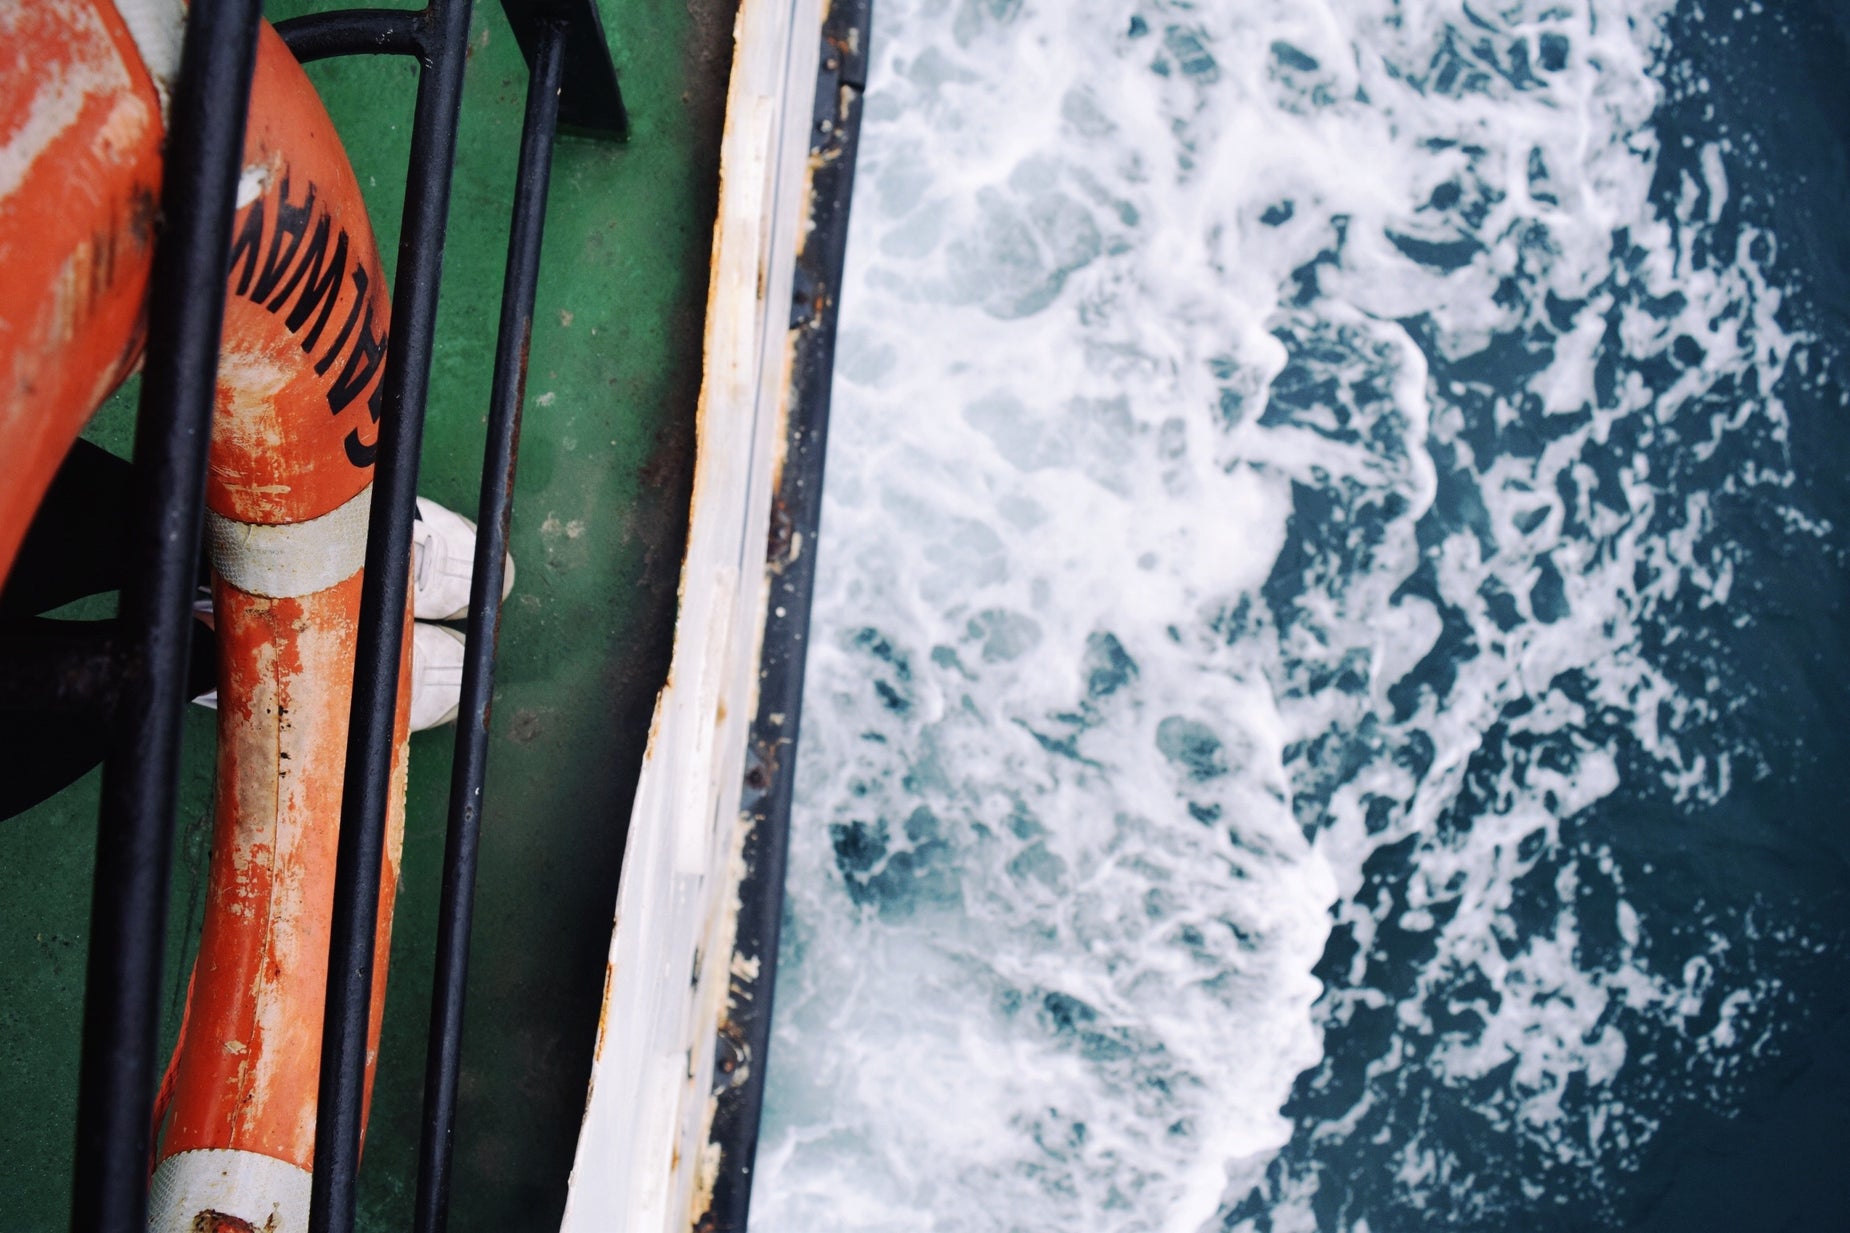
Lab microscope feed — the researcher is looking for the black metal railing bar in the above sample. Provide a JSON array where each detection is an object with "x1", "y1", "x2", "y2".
[
  {"x1": 412, "y1": 20, "x2": 566, "y2": 1233},
  {"x1": 304, "y1": 0, "x2": 476, "y2": 1222},
  {"x1": 70, "y1": 0, "x2": 265, "y2": 1229},
  {"x1": 275, "y1": 8, "x2": 426, "y2": 62}
]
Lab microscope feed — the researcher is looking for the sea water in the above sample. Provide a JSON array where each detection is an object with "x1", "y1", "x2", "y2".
[{"x1": 752, "y1": 1, "x2": 1850, "y2": 1229}]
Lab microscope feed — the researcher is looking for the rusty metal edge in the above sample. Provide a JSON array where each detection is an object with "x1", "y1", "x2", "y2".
[{"x1": 693, "y1": 1, "x2": 872, "y2": 1229}]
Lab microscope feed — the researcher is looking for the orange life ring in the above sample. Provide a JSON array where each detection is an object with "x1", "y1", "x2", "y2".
[
  {"x1": 2, "y1": 5, "x2": 411, "y2": 1228},
  {"x1": 0, "y1": 0, "x2": 164, "y2": 580},
  {"x1": 152, "y1": 22, "x2": 414, "y2": 1228}
]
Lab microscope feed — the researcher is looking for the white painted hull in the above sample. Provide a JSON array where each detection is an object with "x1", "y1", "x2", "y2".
[{"x1": 560, "y1": 2, "x2": 823, "y2": 1229}]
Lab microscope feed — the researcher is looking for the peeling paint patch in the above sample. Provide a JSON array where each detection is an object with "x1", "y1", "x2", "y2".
[{"x1": 0, "y1": 6, "x2": 135, "y2": 203}]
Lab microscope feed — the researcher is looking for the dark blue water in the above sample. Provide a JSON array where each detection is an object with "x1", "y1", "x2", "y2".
[
  {"x1": 755, "y1": 2, "x2": 1850, "y2": 1229},
  {"x1": 1232, "y1": 5, "x2": 1850, "y2": 1228}
]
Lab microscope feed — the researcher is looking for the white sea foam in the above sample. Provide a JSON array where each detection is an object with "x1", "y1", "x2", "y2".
[{"x1": 754, "y1": 0, "x2": 1814, "y2": 1228}]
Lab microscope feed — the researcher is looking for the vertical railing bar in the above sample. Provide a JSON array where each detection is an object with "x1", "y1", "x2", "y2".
[
  {"x1": 307, "y1": 0, "x2": 477, "y2": 1228},
  {"x1": 69, "y1": 0, "x2": 265, "y2": 1228},
  {"x1": 409, "y1": 20, "x2": 565, "y2": 1233}
]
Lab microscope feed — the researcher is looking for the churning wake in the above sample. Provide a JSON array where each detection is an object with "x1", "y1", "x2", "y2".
[{"x1": 754, "y1": 0, "x2": 1843, "y2": 1229}]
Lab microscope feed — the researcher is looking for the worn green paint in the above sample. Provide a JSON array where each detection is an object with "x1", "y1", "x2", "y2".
[{"x1": 0, "y1": 0, "x2": 731, "y2": 1227}]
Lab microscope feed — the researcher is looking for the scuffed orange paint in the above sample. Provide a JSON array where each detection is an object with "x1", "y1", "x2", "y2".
[
  {"x1": 146, "y1": 20, "x2": 409, "y2": 1180},
  {"x1": 3, "y1": 0, "x2": 414, "y2": 1193},
  {"x1": 0, "y1": 0, "x2": 160, "y2": 577}
]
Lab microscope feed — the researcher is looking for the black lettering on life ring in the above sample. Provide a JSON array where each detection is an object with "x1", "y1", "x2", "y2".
[
  {"x1": 267, "y1": 213, "x2": 349, "y2": 357},
  {"x1": 225, "y1": 175, "x2": 390, "y2": 471}
]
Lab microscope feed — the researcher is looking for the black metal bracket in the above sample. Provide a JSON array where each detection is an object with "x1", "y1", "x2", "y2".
[{"x1": 498, "y1": 0, "x2": 627, "y2": 137}]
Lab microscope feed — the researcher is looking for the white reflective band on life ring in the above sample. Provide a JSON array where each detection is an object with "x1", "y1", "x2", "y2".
[
  {"x1": 108, "y1": 0, "x2": 185, "y2": 119},
  {"x1": 207, "y1": 484, "x2": 373, "y2": 599},
  {"x1": 149, "y1": 1148, "x2": 312, "y2": 1233}
]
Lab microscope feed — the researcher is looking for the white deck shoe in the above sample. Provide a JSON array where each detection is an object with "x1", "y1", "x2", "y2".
[
  {"x1": 195, "y1": 621, "x2": 471, "y2": 734},
  {"x1": 407, "y1": 622, "x2": 468, "y2": 731},
  {"x1": 414, "y1": 496, "x2": 515, "y2": 621},
  {"x1": 193, "y1": 496, "x2": 515, "y2": 731}
]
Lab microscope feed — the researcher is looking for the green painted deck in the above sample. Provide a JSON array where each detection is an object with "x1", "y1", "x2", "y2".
[{"x1": 0, "y1": 1, "x2": 734, "y2": 1227}]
